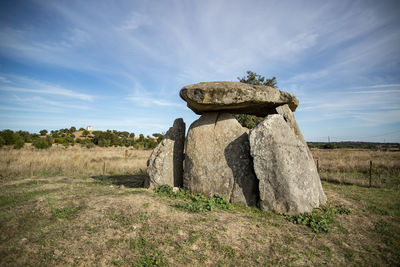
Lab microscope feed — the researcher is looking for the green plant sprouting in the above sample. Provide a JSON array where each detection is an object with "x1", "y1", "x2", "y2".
[
  {"x1": 282, "y1": 205, "x2": 351, "y2": 233},
  {"x1": 155, "y1": 185, "x2": 233, "y2": 213}
]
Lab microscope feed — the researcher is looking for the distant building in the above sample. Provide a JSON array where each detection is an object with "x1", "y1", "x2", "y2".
[{"x1": 87, "y1": 126, "x2": 93, "y2": 131}]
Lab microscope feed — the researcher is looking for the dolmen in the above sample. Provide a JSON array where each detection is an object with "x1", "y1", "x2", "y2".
[{"x1": 147, "y1": 81, "x2": 326, "y2": 215}]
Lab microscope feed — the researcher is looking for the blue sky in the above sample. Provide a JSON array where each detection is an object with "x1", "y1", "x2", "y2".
[{"x1": 0, "y1": 0, "x2": 399, "y2": 142}]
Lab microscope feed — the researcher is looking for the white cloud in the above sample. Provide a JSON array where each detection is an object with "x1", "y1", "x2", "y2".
[
  {"x1": 11, "y1": 95, "x2": 90, "y2": 110},
  {"x1": 298, "y1": 84, "x2": 400, "y2": 127},
  {"x1": 350, "y1": 84, "x2": 400, "y2": 89},
  {"x1": 2, "y1": 86, "x2": 93, "y2": 101},
  {"x1": 127, "y1": 96, "x2": 185, "y2": 108},
  {"x1": 285, "y1": 32, "x2": 318, "y2": 53},
  {"x1": 117, "y1": 12, "x2": 152, "y2": 31},
  {"x1": 351, "y1": 109, "x2": 400, "y2": 126},
  {"x1": 0, "y1": 75, "x2": 94, "y2": 101},
  {"x1": 0, "y1": 76, "x2": 12, "y2": 83}
]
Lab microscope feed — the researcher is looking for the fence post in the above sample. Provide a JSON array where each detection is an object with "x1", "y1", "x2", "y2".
[
  {"x1": 103, "y1": 161, "x2": 106, "y2": 176},
  {"x1": 316, "y1": 159, "x2": 319, "y2": 173},
  {"x1": 369, "y1": 160, "x2": 372, "y2": 188},
  {"x1": 30, "y1": 162, "x2": 33, "y2": 177}
]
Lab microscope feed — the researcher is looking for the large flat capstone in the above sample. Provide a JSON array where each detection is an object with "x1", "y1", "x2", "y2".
[
  {"x1": 147, "y1": 118, "x2": 185, "y2": 188},
  {"x1": 180, "y1": 81, "x2": 298, "y2": 117},
  {"x1": 249, "y1": 114, "x2": 327, "y2": 214},
  {"x1": 184, "y1": 112, "x2": 258, "y2": 206}
]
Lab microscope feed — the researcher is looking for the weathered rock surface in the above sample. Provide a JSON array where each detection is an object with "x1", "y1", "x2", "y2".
[
  {"x1": 275, "y1": 104, "x2": 305, "y2": 143},
  {"x1": 184, "y1": 112, "x2": 258, "y2": 206},
  {"x1": 249, "y1": 114, "x2": 327, "y2": 214},
  {"x1": 275, "y1": 104, "x2": 317, "y2": 161},
  {"x1": 180, "y1": 81, "x2": 298, "y2": 117},
  {"x1": 147, "y1": 118, "x2": 185, "y2": 188}
]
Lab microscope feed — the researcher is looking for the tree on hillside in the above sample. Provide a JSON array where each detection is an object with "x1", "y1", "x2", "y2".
[
  {"x1": 0, "y1": 136, "x2": 5, "y2": 148},
  {"x1": 70, "y1": 126, "x2": 76, "y2": 133},
  {"x1": 138, "y1": 134, "x2": 145, "y2": 142},
  {"x1": 40, "y1": 129, "x2": 48, "y2": 136},
  {"x1": 59, "y1": 128, "x2": 68, "y2": 134},
  {"x1": 33, "y1": 135, "x2": 52, "y2": 149},
  {"x1": 0, "y1": 129, "x2": 15, "y2": 145},
  {"x1": 235, "y1": 71, "x2": 278, "y2": 129},
  {"x1": 119, "y1": 131, "x2": 129, "y2": 138},
  {"x1": 82, "y1": 130, "x2": 89, "y2": 137},
  {"x1": 16, "y1": 130, "x2": 32, "y2": 142},
  {"x1": 13, "y1": 135, "x2": 25, "y2": 149}
]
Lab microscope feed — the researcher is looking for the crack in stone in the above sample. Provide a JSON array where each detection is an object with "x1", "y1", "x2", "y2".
[{"x1": 214, "y1": 112, "x2": 220, "y2": 128}]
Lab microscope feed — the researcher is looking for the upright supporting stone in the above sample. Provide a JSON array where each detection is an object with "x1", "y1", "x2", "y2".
[
  {"x1": 275, "y1": 104, "x2": 305, "y2": 143},
  {"x1": 147, "y1": 118, "x2": 185, "y2": 188},
  {"x1": 249, "y1": 114, "x2": 327, "y2": 214},
  {"x1": 184, "y1": 112, "x2": 258, "y2": 206}
]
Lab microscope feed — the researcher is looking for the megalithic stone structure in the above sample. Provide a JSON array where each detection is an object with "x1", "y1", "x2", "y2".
[{"x1": 147, "y1": 81, "x2": 327, "y2": 215}]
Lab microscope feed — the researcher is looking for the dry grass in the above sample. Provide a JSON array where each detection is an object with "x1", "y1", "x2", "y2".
[
  {"x1": 311, "y1": 149, "x2": 400, "y2": 188},
  {"x1": 1, "y1": 176, "x2": 399, "y2": 266},
  {"x1": 0, "y1": 145, "x2": 151, "y2": 182},
  {"x1": 0, "y1": 147, "x2": 399, "y2": 265},
  {"x1": 2, "y1": 146, "x2": 399, "y2": 188}
]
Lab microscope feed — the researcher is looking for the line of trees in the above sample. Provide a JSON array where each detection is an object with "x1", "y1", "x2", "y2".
[{"x1": 0, "y1": 128, "x2": 164, "y2": 150}]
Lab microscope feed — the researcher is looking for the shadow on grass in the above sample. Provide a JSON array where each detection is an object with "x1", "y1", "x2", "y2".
[{"x1": 92, "y1": 174, "x2": 148, "y2": 188}]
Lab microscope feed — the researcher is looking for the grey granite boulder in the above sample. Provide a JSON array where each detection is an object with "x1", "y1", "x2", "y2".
[
  {"x1": 147, "y1": 118, "x2": 185, "y2": 188},
  {"x1": 180, "y1": 81, "x2": 298, "y2": 117},
  {"x1": 249, "y1": 114, "x2": 327, "y2": 214},
  {"x1": 184, "y1": 112, "x2": 258, "y2": 206},
  {"x1": 275, "y1": 104, "x2": 305, "y2": 143}
]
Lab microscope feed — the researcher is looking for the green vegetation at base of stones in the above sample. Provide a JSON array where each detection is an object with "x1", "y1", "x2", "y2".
[
  {"x1": 282, "y1": 205, "x2": 351, "y2": 233},
  {"x1": 155, "y1": 185, "x2": 233, "y2": 213},
  {"x1": 156, "y1": 184, "x2": 351, "y2": 230}
]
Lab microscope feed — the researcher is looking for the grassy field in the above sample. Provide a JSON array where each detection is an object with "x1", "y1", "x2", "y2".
[
  {"x1": 0, "y1": 144, "x2": 150, "y2": 180},
  {"x1": 311, "y1": 149, "x2": 400, "y2": 188},
  {"x1": 1, "y1": 146, "x2": 399, "y2": 266}
]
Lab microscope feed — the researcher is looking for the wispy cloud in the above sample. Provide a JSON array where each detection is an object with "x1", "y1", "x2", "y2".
[
  {"x1": 298, "y1": 83, "x2": 400, "y2": 127},
  {"x1": 11, "y1": 95, "x2": 90, "y2": 110},
  {"x1": 0, "y1": 75, "x2": 94, "y2": 101},
  {"x1": 301, "y1": 88, "x2": 400, "y2": 111},
  {"x1": 2, "y1": 86, "x2": 93, "y2": 101},
  {"x1": 117, "y1": 12, "x2": 152, "y2": 31},
  {"x1": 350, "y1": 84, "x2": 400, "y2": 89},
  {"x1": 347, "y1": 89, "x2": 400, "y2": 94},
  {"x1": 127, "y1": 96, "x2": 185, "y2": 108},
  {"x1": 0, "y1": 76, "x2": 12, "y2": 83}
]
